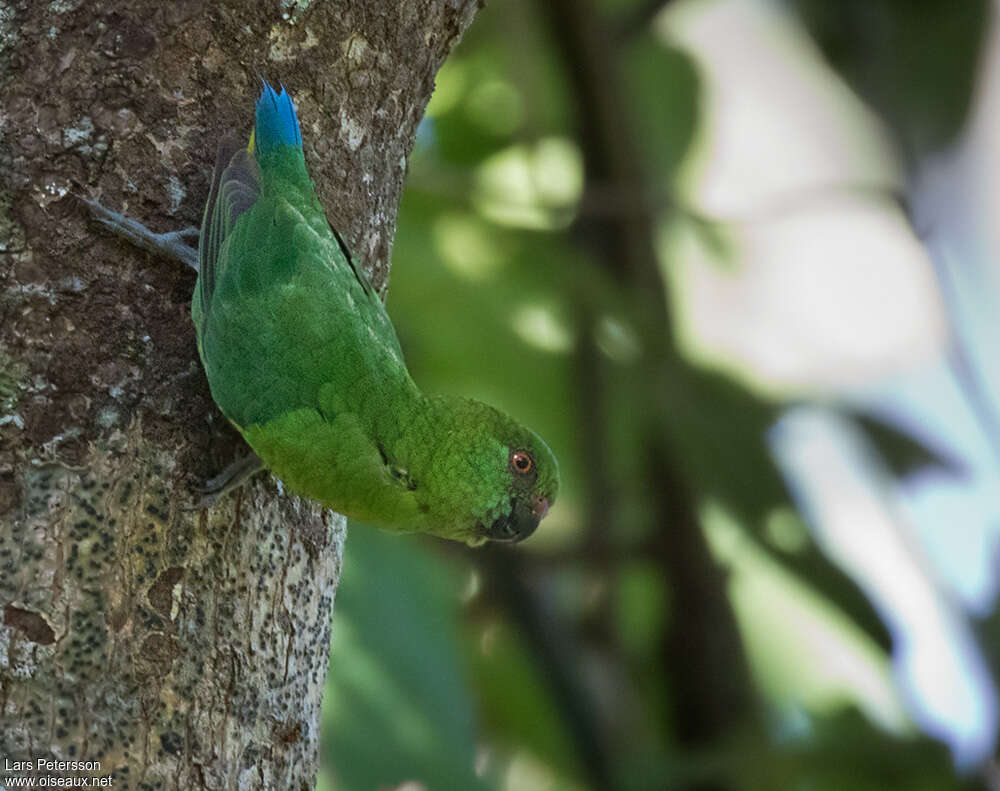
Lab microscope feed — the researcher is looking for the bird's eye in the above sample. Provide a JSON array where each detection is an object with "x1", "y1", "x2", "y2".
[{"x1": 510, "y1": 450, "x2": 534, "y2": 475}]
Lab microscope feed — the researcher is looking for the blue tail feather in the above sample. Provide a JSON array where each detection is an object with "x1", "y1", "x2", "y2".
[{"x1": 253, "y1": 82, "x2": 302, "y2": 155}]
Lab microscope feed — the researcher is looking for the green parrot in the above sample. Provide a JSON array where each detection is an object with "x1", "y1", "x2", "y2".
[{"x1": 91, "y1": 84, "x2": 558, "y2": 545}]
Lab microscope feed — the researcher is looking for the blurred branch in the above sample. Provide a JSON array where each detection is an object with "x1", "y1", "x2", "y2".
[
  {"x1": 572, "y1": 308, "x2": 618, "y2": 563},
  {"x1": 477, "y1": 546, "x2": 618, "y2": 791},
  {"x1": 411, "y1": 151, "x2": 902, "y2": 227},
  {"x1": 646, "y1": 443, "x2": 756, "y2": 759},
  {"x1": 537, "y1": 1, "x2": 756, "y2": 789},
  {"x1": 539, "y1": 0, "x2": 665, "y2": 299}
]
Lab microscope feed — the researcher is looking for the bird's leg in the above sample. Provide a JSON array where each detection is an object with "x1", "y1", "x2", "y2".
[
  {"x1": 83, "y1": 197, "x2": 200, "y2": 272},
  {"x1": 187, "y1": 452, "x2": 265, "y2": 509},
  {"x1": 84, "y1": 196, "x2": 266, "y2": 508}
]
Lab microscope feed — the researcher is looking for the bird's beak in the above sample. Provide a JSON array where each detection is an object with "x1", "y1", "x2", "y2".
[{"x1": 486, "y1": 495, "x2": 550, "y2": 543}]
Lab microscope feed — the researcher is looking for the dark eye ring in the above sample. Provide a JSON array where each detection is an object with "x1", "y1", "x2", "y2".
[{"x1": 510, "y1": 451, "x2": 533, "y2": 475}]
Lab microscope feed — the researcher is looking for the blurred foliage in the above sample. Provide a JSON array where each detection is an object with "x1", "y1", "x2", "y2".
[
  {"x1": 319, "y1": 1, "x2": 995, "y2": 790},
  {"x1": 790, "y1": 0, "x2": 989, "y2": 157},
  {"x1": 320, "y1": 527, "x2": 488, "y2": 791}
]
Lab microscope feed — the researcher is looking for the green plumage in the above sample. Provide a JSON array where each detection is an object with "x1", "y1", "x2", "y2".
[{"x1": 191, "y1": 85, "x2": 558, "y2": 544}]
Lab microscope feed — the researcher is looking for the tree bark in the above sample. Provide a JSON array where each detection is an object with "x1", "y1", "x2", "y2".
[{"x1": 0, "y1": 1, "x2": 477, "y2": 788}]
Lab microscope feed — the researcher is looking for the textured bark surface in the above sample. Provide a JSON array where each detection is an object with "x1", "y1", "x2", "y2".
[{"x1": 0, "y1": 0, "x2": 478, "y2": 788}]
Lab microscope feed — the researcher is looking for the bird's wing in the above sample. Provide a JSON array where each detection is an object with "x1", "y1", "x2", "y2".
[
  {"x1": 198, "y1": 190, "x2": 409, "y2": 431},
  {"x1": 196, "y1": 145, "x2": 261, "y2": 330}
]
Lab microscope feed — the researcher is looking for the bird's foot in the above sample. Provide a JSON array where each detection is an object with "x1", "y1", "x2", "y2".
[
  {"x1": 83, "y1": 196, "x2": 200, "y2": 272},
  {"x1": 185, "y1": 452, "x2": 265, "y2": 510}
]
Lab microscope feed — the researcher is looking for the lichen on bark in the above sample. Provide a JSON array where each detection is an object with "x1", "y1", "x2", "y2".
[{"x1": 0, "y1": 0, "x2": 478, "y2": 787}]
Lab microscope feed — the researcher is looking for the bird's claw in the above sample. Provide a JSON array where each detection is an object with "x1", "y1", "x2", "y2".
[
  {"x1": 83, "y1": 195, "x2": 200, "y2": 272},
  {"x1": 182, "y1": 452, "x2": 265, "y2": 510}
]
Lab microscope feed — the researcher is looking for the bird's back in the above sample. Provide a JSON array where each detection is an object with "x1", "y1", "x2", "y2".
[{"x1": 192, "y1": 86, "x2": 409, "y2": 431}]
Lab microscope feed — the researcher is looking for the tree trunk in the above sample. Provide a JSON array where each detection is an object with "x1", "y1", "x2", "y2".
[{"x1": 0, "y1": 1, "x2": 477, "y2": 788}]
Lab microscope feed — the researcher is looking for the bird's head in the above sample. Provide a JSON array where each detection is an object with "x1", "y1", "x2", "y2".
[{"x1": 417, "y1": 396, "x2": 560, "y2": 546}]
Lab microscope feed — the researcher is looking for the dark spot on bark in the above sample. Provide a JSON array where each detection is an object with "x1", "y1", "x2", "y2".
[
  {"x1": 298, "y1": 517, "x2": 328, "y2": 561},
  {"x1": 242, "y1": 742, "x2": 260, "y2": 768},
  {"x1": 107, "y1": 607, "x2": 128, "y2": 631},
  {"x1": 0, "y1": 478, "x2": 20, "y2": 515},
  {"x1": 100, "y1": 16, "x2": 157, "y2": 60},
  {"x1": 160, "y1": 730, "x2": 183, "y2": 755},
  {"x1": 3, "y1": 604, "x2": 56, "y2": 644},
  {"x1": 140, "y1": 633, "x2": 180, "y2": 673},
  {"x1": 272, "y1": 719, "x2": 303, "y2": 744}
]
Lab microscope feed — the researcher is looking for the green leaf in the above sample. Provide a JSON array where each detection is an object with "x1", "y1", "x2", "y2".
[
  {"x1": 623, "y1": 36, "x2": 700, "y2": 185},
  {"x1": 851, "y1": 410, "x2": 964, "y2": 480},
  {"x1": 467, "y1": 618, "x2": 585, "y2": 786},
  {"x1": 792, "y1": 0, "x2": 989, "y2": 153}
]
